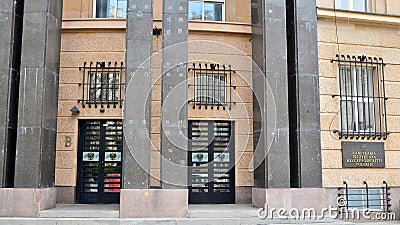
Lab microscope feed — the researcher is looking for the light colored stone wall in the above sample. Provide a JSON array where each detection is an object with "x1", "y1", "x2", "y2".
[
  {"x1": 56, "y1": 30, "x2": 125, "y2": 187},
  {"x1": 187, "y1": 32, "x2": 254, "y2": 187},
  {"x1": 318, "y1": 13, "x2": 400, "y2": 188}
]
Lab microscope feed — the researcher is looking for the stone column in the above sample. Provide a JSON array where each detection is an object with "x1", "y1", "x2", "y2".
[
  {"x1": 160, "y1": 0, "x2": 188, "y2": 190},
  {"x1": 287, "y1": 0, "x2": 322, "y2": 188},
  {"x1": 123, "y1": 0, "x2": 153, "y2": 190},
  {"x1": 0, "y1": 0, "x2": 63, "y2": 217},
  {"x1": 0, "y1": 0, "x2": 23, "y2": 188},
  {"x1": 252, "y1": 0, "x2": 327, "y2": 211},
  {"x1": 120, "y1": 0, "x2": 154, "y2": 218},
  {"x1": 252, "y1": 0, "x2": 291, "y2": 192}
]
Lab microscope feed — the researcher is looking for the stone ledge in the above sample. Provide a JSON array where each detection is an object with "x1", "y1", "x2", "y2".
[
  {"x1": 0, "y1": 187, "x2": 56, "y2": 217},
  {"x1": 120, "y1": 189, "x2": 188, "y2": 218}
]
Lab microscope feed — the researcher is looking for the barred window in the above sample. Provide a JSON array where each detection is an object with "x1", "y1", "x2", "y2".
[
  {"x1": 332, "y1": 55, "x2": 388, "y2": 139},
  {"x1": 79, "y1": 62, "x2": 124, "y2": 108},
  {"x1": 195, "y1": 73, "x2": 226, "y2": 105},
  {"x1": 189, "y1": 63, "x2": 235, "y2": 110},
  {"x1": 346, "y1": 189, "x2": 383, "y2": 211}
]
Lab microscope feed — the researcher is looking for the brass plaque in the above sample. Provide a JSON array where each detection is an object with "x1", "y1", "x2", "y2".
[{"x1": 342, "y1": 142, "x2": 385, "y2": 168}]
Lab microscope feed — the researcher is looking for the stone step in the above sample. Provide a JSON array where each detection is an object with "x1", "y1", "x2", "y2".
[
  {"x1": 39, "y1": 204, "x2": 119, "y2": 218},
  {"x1": 188, "y1": 204, "x2": 259, "y2": 218}
]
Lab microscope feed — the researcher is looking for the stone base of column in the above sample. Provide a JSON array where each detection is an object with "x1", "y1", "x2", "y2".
[
  {"x1": 252, "y1": 188, "x2": 338, "y2": 211},
  {"x1": 120, "y1": 189, "x2": 188, "y2": 218},
  {"x1": 0, "y1": 187, "x2": 56, "y2": 217}
]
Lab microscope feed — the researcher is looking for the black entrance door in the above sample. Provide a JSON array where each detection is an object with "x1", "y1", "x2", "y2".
[
  {"x1": 77, "y1": 120, "x2": 123, "y2": 204},
  {"x1": 189, "y1": 121, "x2": 235, "y2": 204}
]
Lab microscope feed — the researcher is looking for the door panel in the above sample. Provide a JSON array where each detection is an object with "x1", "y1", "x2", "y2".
[
  {"x1": 189, "y1": 121, "x2": 235, "y2": 204},
  {"x1": 77, "y1": 120, "x2": 123, "y2": 204}
]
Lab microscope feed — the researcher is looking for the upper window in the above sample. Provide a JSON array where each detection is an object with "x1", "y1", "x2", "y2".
[
  {"x1": 189, "y1": 0, "x2": 224, "y2": 21},
  {"x1": 95, "y1": 0, "x2": 127, "y2": 18},
  {"x1": 332, "y1": 55, "x2": 388, "y2": 139},
  {"x1": 335, "y1": 0, "x2": 369, "y2": 12}
]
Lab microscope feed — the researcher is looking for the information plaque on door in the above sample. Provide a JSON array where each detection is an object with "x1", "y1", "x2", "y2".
[{"x1": 342, "y1": 142, "x2": 385, "y2": 168}]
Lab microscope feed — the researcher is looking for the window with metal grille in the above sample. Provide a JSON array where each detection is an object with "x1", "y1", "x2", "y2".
[
  {"x1": 338, "y1": 181, "x2": 392, "y2": 213},
  {"x1": 331, "y1": 55, "x2": 388, "y2": 139},
  {"x1": 189, "y1": 0, "x2": 224, "y2": 21},
  {"x1": 94, "y1": 0, "x2": 127, "y2": 18},
  {"x1": 335, "y1": 0, "x2": 369, "y2": 12},
  {"x1": 188, "y1": 63, "x2": 236, "y2": 110},
  {"x1": 79, "y1": 62, "x2": 124, "y2": 108}
]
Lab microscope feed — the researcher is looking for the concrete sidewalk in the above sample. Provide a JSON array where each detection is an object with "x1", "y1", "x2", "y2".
[
  {"x1": 0, "y1": 204, "x2": 398, "y2": 224},
  {"x1": 0, "y1": 218, "x2": 398, "y2": 225}
]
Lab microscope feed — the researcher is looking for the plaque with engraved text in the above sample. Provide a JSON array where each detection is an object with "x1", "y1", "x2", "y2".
[{"x1": 342, "y1": 142, "x2": 385, "y2": 168}]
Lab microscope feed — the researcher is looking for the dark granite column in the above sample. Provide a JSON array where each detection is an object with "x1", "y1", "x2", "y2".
[
  {"x1": 287, "y1": 0, "x2": 322, "y2": 188},
  {"x1": 123, "y1": 0, "x2": 153, "y2": 189},
  {"x1": 14, "y1": 0, "x2": 62, "y2": 188},
  {"x1": 160, "y1": 0, "x2": 188, "y2": 189},
  {"x1": 120, "y1": 1, "x2": 188, "y2": 217},
  {"x1": 252, "y1": 0, "x2": 291, "y2": 189},
  {"x1": 0, "y1": 0, "x2": 23, "y2": 188}
]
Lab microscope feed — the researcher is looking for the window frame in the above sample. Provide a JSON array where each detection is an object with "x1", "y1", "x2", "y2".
[
  {"x1": 335, "y1": 0, "x2": 370, "y2": 12},
  {"x1": 93, "y1": 0, "x2": 127, "y2": 19},
  {"x1": 339, "y1": 66, "x2": 377, "y2": 133},
  {"x1": 189, "y1": 0, "x2": 226, "y2": 22},
  {"x1": 194, "y1": 72, "x2": 227, "y2": 105},
  {"x1": 346, "y1": 188, "x2": 384, "y2": 211}
]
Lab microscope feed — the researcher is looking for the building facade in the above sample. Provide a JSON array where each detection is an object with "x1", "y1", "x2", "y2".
[{"x1": 0, "y1": 0, "x2": 400, "y2": 219}]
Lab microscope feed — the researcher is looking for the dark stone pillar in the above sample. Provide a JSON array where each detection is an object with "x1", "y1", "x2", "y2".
[
  {"x1": 287, "y1": 0, "x2": 322, "y2": 188},
  {"x1": 14, "y1": 0, "x2": 62, "y2": 188},
  {"x1": 123, "y1": 0, "x2": 153, "y2": 189},
  {"x1": 0, "y1": 0, "x2": 23, "y2": 188},
  {"x1": 252, "y1": 0, "x2": 291, "y2": 189},
  {"x1": 160, "y1": 0, "x2": 188, "y2": 189}
]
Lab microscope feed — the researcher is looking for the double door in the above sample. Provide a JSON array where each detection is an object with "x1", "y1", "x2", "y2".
[
  {"x1": 189, "y1": 121, "x2": 235, "y2": 204},
  {"x1": 77, "y1": 120, "x2": 123, "y2": 204}
]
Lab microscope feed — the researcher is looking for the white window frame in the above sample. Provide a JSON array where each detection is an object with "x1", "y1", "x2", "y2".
[
  {"x1": 340, "y1": 66, "x2": 377, "y2": 133},
  {"x1": 93, "y1": 0, "x2": 127, "y2": 18},
  {"x1": 335, "y1": 0, "x2": 369, "y2": 12},
  {"x1": 189, "y1": 0, "x2": 225, "y2": 22}
]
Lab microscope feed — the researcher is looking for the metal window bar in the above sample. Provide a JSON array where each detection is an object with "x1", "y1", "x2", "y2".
[
  {"x1": 331, "y1": 54, "x2": 388, "y2": 140},
  {"x1": 338, "y1": 181, "x2": 392, "y2": 212},
  {"x1": 79, "y1": 61, "x2": 125, "y2": 108},
  {"x1": 188, "y1": 63, "x2": 236, "y2": 110}
]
